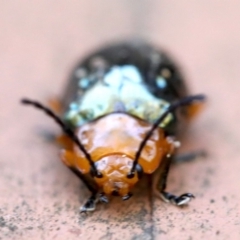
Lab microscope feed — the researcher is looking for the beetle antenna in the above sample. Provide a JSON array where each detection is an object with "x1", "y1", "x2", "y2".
[
  {"x1": 127, "y1": 94, "x2": 206, "y2": 178},
  {"x1": 21, "y1": 98, "x2": 101, "y2": 177}
]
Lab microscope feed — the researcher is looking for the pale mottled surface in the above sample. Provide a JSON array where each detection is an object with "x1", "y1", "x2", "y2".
[{"x1": 1, "y1": 1, "x2": 240, "y2": 239}]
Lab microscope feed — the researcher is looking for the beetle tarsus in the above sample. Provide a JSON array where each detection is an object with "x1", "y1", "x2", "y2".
[
  {"x1": 99, "y1": 193, "x2": 109, "y2": 203},
  {"x1": 79, "y1": 195, "x2": 98, "y2": 213},
  {"x1": 160, "y1": 191, "x2": 195, "y2": 206},
  {"x1": 122, "y1": 192, "x2": 133, "y2": 201}
]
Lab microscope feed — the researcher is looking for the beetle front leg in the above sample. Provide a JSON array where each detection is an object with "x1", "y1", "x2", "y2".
[
  {"x1": 68, "y1": 167, "x2": 99, "y2": 212},
  {"x1": 61, "y1": 150, "x2": 100, "y2": 212},
  {"x1": 152, "y1": 156, "x2": 195, "y2": 206},
  {"x1": 79, "y1": 194, "x2": 99, "y2": 213}
]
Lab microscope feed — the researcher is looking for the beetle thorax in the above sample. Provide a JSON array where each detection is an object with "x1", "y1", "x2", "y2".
[{"x1": 75, "y1": 113, "x2": 170, "y2": 175}]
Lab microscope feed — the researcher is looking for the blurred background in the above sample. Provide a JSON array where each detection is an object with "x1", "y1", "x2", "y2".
[{"x1": 1, "y1": 1, "x2": 240, "y2": 239}]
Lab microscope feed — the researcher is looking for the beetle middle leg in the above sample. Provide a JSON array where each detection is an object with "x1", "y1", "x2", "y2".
[
  {"x1": 152, "y1": 156, "x2": 195, "y2": 206},
  {"x1": 173, "y1": 150, "x2": 206, "y2": 164}
]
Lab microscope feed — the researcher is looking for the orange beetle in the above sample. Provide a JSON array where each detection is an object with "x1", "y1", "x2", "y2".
[{"x1": 21, "y1": 41, "x2": 205, "y2": 212}]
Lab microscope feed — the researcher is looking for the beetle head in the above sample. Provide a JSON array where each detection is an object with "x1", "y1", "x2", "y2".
[{"x1": 93, "y1": 154, "x2": 142, "y2": 200}]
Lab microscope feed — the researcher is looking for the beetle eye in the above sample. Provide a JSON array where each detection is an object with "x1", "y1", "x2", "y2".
[{"x1": 126, "y1": 164, "x2": 143, "y2": 179}]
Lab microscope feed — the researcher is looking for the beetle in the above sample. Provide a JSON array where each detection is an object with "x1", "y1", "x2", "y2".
[{"x1": 21, "y1": 41, "x2": 205, "y2": 212}]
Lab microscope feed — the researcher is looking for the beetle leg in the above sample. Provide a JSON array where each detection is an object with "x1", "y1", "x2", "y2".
[
  {"x1": 80, "y1": 192, "x2": 110, "y2": 212},
  {"x1": 79, "y1": 194, "x2": 98, "y2": 213},
  {"x1": 160, "y1": 192, "x2": 195, "y2": 206},
  {"x1": 152, "y1": 156, "x2": 170, "y2": 198},
  {"x1": 68, "y1": 167, "x2": 99, "y2": 212},
  {"x1": 122, "y1": 192, "x2": 133, "y2": 201},
  {"x1": 152, "y1": 156, "x2": 194, "y2": 206},
  {"x1": 79, "y1": 192, "x2": 110, "y2": 213},
  {"x1": 69, "y1": 167, "x2": 97, "y2": 194},
  {"x1": 61, "y1": 149, "x2": 100, "y2": 212},
  {"x1": 173, "y1": 150, "x2": 206, "y2": 164},
  {"x1": 99, "y1": 192, "x2": 109, "y2": 203}
]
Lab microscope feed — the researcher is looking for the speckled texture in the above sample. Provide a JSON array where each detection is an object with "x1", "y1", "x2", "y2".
[{"x1": 1, "y1": 1, "x2": 240, "y2": 239}]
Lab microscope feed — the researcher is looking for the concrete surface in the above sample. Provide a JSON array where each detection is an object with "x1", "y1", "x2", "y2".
[{"x1": 1, "y1": 1, "x2": 240, "y2": 239}]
